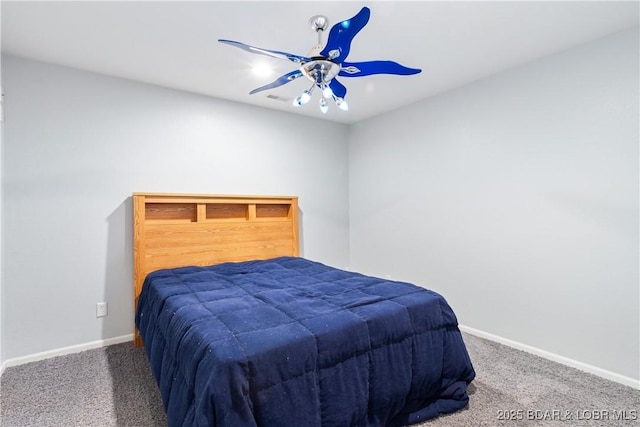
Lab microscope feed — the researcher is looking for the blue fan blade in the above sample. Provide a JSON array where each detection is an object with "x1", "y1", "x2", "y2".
[
  {"x1": 219, "y1": 39, "x2": 311, "y2": 64},
  {"x1": 328, "y1": 79, "x2": 347, "y2": 99},
  {"x1": 319, "y1": 7, "x2": 370, "y2": 63},
  {"x1": 249, "y1": 70, "x2": 304, "y2": 95},
  {"x1": 339, "y1": 61, "x2": 422, "y2": 77}
]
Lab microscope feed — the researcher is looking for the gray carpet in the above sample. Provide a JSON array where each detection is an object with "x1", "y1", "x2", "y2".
[{"x1": 1, "y1": 333, "x2": 638, "y2": 426}]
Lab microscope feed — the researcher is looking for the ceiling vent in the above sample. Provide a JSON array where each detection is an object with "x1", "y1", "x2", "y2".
[{"x1": 266, "y1": 94, "x2": 291, "y2": 102}]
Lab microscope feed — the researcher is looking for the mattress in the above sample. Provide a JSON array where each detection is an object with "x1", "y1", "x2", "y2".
[{"x1": 136, "y1": 256, "x2": 475, "y2": 426}]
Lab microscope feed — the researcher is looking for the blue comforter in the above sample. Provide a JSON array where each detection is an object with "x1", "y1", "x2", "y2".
[{"x1": 136, "y1": 257, "x2": 475, "y2": 426}]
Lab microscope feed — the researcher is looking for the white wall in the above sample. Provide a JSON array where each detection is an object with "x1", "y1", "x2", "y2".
[
  {"x1": 349, "y1": 28, "x2": 639, "y2": 381},
  {"x1": 2, "y1": 55, "x2": 349, "y2": 359},
  {"x1": 2, "y1": 27, "x2": 639, "y2": 384}
]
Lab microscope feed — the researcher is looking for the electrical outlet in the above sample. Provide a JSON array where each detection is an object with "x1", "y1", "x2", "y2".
[{"x1": 96, "y1": 302, "x2": 108, "y2": 318}]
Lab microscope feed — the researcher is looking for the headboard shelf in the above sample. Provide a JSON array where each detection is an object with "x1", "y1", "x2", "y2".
[
  {"x1": 133, "y1": 192, "x2": 299, "y2": 347},
  {"x1": 135, "y1": 192, "x2": 296, "y2": 204}
]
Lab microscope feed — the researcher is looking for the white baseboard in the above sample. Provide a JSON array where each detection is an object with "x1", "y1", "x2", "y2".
[
  {"x1": 2, "y1": 334, "x2": 134, "y2": 371},
  {"x1": 2, "y1": 328, "x2": 638, "y2": 391},
  {"x1": 459, "y1": 325, "x2": 640, "y2": 390}
]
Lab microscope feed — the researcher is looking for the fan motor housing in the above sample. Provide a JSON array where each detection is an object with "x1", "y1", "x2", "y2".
[{"x1": 301, "y1": 58, "x2": 341, "y2": 84}]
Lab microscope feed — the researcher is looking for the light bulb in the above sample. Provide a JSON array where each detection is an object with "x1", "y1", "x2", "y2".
[
  {"x1": 335, "y1": 97, "x2": 349, "y2": 111},
  {"x1": 300, "y1": 90, "x2": 311, "y2": 104},
  {"x1": 293, "y1": 90, "x2": 312, "y2": 107},
  {"x1": 319, "y1": 97, "x2": 328, "y2": 114},
  {"x1": 322, "y1": 85, "x2": 333, "y2": 98}
]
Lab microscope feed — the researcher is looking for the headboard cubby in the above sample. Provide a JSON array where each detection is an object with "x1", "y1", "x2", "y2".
[{"x1": 133, "y1": 192, "x2": 299, "y2": 346}]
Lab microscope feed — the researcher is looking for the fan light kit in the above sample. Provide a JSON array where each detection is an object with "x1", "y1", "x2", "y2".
[{"x1": 219, "y1": 7, "x2": 421, "y2": 114}]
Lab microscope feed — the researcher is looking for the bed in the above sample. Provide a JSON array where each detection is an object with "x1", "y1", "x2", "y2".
[{"x1": 133, "y1": 193, "x2": 475, "y2": 426}]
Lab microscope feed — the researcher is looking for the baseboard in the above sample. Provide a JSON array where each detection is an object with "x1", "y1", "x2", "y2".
[
  {"x1": 459, "y1": 325, "x2": 640, "y2": 390},
  {"x1": 3, "y1": 328, "x2": 638, "y2": 390},
  {"x1": 3, "y1": 334, "x2": 134, "y2": 370}
]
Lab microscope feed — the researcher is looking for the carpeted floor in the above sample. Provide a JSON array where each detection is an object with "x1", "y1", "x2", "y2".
[{"x1": 1, "y1": 332, "x2": 638, "y2": 426}]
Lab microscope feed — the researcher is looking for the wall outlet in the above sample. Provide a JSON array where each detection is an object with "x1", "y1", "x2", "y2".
[{"x1": 96, "y1": 302, "x2": 108, "y2": 318}]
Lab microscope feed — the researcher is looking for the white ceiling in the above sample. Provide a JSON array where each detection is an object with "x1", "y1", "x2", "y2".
[{"x1": 2, "y1": 1, "x2": 638, "y2": 124}]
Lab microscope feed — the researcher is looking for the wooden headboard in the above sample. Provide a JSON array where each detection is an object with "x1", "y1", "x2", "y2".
[{"x1": 132, "y1": 192, "x2": 299, "y2": 346}]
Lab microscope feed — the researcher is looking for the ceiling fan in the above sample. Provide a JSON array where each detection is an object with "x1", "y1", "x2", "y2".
[{"x1": 218, "y1": 6, "x2": 421, "y2": 114}]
